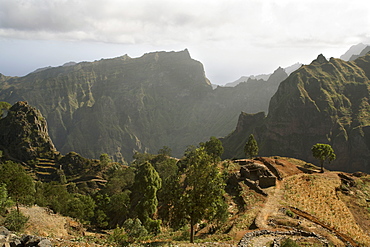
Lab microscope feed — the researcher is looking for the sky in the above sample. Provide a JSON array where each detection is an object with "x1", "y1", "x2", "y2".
[{"x1": 0, "y1": 0, "x2": 369, "y2": 85}]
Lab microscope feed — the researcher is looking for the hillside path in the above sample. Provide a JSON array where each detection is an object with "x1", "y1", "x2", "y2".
[{"x1": 254, "y1": 180, "x2": 284, "y2": 229}]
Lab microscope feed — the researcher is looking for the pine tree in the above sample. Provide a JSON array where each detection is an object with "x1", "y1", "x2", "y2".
[
  {"x1": 176, "y1": 146, "x2": 227, "y2": 243},
  {"x1": 244, "y1": 134, "x2": 259, "y2": 159},
  {"x1": 201, "y1": 136, "x2": 224, "y2": 163},
  {"x1": 131, "y1": 161, "x2": 162, "y2": 234}
]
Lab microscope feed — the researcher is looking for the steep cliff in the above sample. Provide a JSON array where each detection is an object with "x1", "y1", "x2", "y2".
[
  {"x1": 0, "y1": 101, "x2": 57, "y2": 162},
  {"x1": 0, "y1": 50, "x2": 278, "y2": 160},
  {"x1": 222, "y1": 53, "x2": 370, "y2": 173}
]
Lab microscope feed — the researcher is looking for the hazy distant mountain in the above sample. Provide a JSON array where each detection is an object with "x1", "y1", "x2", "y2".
[
  {"x1": 0, "y1": 50, "x2": 278, "y2": 161},
  {"x1": 348, "y1": 45, "x2": 370, "y2": 61},
  {"x1": 224, "y1": 74, "x2": 270, "y2": 87},
  {"x1": 283, "y1": 62, "x2": 302, "y2": 75},
  {"x1": 340, "y1": 43, "x2": 368, "y2": 61},
  {"x1": 224, "y1": 62, "x2": 301, "y2": 87},
  {"x1": 222, "y1": 53, "x2": 370, "y2": 173}
]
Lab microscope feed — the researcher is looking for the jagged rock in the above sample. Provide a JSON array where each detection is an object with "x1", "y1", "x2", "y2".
[{"x1": 0, "y1": 101, "x2": 57, "y2": 163}]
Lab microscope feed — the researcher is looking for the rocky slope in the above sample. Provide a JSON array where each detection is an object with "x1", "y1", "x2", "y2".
[
  {"x1": 0, "y1": 50, "x2": 277, "y2": 161},
  {"x1": 222, "y1": 52, "x2": 370, "y2": 173},
  {"x1": 0, "y1": 101, "x2": 57, "y2": 163}
]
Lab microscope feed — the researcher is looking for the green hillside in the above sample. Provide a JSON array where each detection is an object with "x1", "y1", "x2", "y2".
[
  {"x1": 0, "y1": 50, "x2": 284, "y2": 161},
  {"x1": 223, "y1": 52, "x2": 370, "y2": 173}
]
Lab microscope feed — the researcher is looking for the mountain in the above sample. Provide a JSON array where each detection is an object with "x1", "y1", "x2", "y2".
[
  {"x1": 340, "y1": 43, "x2": 368, "y2": 61},
  {"x1": 224, "y1": 62, "x2": 302, "y2": 87},
  {"x1": 222, "y1": 52, "x2": 370, "y2": 173},
  {"x1": 0, "y1": 50, "x2": 276, "y2": 161},
  {"x1": 224, "y1": 74, "x2": 271, "y2": 87},
  {"x1": 349, "y1": 45, "x2": 370, "y2": 61},
  {"x1": 211, "y1": 67, "x2": 288, "y2": 115}
]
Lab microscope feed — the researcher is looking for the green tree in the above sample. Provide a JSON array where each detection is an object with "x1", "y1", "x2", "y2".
[
  {"x1": 244, "y1": 134, "x2": 259, "y2": 159},
  {"x1": 107, "y1": 191, "x2": 131, "y2": 227},
  {"x1": 100, "y1": 153, "x2": 112, "y2": 169},
  {"x1": 66, "y1": 194, "x2": 96, "y2": 224},
  {"x1": 130, "y1": 161, "x2": 162, "y2": 234},
  {"x1": 35, "y1": 182, "x2": 71, "y2": 214},
  {"x1": 311, "y1": 143, "x2": 336, "y2": 173},
  {"x1": 4, "y1": 209, "x2": 29, "y2": 232},
  {"x1": 123, "y1": 218, "x2": 148, "y2": 243},
  {"x1": 201, "y1": 136, "x2": 224, "y2": 163},
  {"x1": 0, "y1": 184, "x2": 14, "y2": 215},
  {"x1": 176, "y1": 146, "x2": 227, "y2": 243},
  {"x1": 0, "y1": 161, "x2": 35, "y2": 213}
]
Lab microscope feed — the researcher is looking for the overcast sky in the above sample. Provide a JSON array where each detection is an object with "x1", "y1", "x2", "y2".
[{"x1": 0, "y1": 0, "x2": 369, "y2": 85}]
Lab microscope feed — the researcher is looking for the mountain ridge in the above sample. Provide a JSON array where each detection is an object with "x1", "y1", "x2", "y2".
[
  {"x1": 222, "y1": 52, "x2": 370, "y2": 173},
  {"x1": 0, "y1": 49, "x2": 269, "y2": 161}
]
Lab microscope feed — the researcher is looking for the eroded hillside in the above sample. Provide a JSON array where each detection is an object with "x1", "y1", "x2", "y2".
[
  {"x1": 0, "y1": 50, "x2": 284, "y2": 161},
  {"x1": 223, "y1": 52, "x2": 370, "y2": 173}
]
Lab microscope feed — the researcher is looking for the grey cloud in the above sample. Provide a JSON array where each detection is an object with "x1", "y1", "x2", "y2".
[{"x1": 0, "y1": 0, "x2": 369, "y2": 51}]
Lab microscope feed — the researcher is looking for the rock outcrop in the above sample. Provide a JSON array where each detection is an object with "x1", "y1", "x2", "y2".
[
  {"x1": 0, "y1": 226, "x2": 52, "y2": 247},
  {"x1": 0, "y1": 101, "x2": 57, "y2": 163},
  {"x1": 223, "y1": 52, "x2": 370, "y2": 173}
]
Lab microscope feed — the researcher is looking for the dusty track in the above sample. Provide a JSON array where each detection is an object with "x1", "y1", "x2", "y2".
[{"x1": 254, "y1": 180, "x2": 283, "y2": 229}]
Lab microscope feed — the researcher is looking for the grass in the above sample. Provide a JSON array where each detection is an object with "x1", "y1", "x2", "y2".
[{"x1": 283, "y1": 173, "x2": 370, "y2": 245}]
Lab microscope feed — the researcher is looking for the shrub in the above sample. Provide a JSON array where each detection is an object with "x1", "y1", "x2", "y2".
[
  {"x1": 285, "y1": 209, "x2": 295, "y2": 218},
  {"x1": 123, "y1": 218, "x2": 148, "y2": 242},
  {"x1": 281, "y1": 238, "x2": 300, "y2": 247},
  {"x1": 4, "y1": 210, "x2": 29, "y2": 232}
]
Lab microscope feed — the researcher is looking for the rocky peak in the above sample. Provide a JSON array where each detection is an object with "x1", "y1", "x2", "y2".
[
  {"x1": 0, "y1": 101, "x2": 57, "y2": 163},
  {"x1": 268, "y1": 67, "x2": 288, "y2": 82},
  {"x1": 313, "y1": 54, "x2": 328, "y2": 64}
]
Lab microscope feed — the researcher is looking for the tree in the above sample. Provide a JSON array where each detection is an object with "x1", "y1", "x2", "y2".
[
  {"x1": 311, "y1": 143, "x2": 336, "y2": 173},
  {"x1": 100, "y1": 153, "x2": 112, "y2": 169},
  {"x1": 201, "y1": 136, "x2": 224, "y2": 163},
  {"x1": 244, "y1": 134, "x2": 259, "y2": 159},
  {"x1": 66, "y1": 194, "x2": 96, "y2": 224},
  {"x1": 130, "y1": 161, "x2": 162, "y2": 234},
  {"x1": 123, "y1": 218, "x2": 148, "y2": 242},
  {"x1": 176, "y1": 147, "x2": 227, "y2": 243},
  {"x1": 0, "y1": 184, "x2": 14, "y2": 215},
  {"x1": 0, "y1": 161, "x2": 35, "y2": 213}
]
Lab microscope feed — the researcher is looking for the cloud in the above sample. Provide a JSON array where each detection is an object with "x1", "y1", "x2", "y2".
[
  {"x1": 1, "y1": 0, "x2": 370, "y2": 84},
  {"x1": 1, "y1": 0, "x2": 369, "y2": 48}
]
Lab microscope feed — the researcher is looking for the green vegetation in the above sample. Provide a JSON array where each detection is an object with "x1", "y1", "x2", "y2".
[
  {"x1": 200, "y1": 136, "x2": 224, "y2": 163},
  {"x1": 174, "y1": 146, "x2": 227, "y2": 243},
  {"x1": 0, "y1": 184, "x2": 13, "y2": 215},
  {"x1": 0, "y1": 161, "x2": 35, "y2": 212},
  {"x1": 281, "y1": 238, "x2": 300, "y2": 247},
  {"x1": 311, "y1": 143, "x2": 336, "y2": 173},
  {"x1": 4, "y1": 209, "x2": 29, "y2": 232},
  {"x1": 131, "y1": 161, "x2": 162, "y2": 234},
  {"x1": 244, "y1": 134, "x2": 259, "y2": 159}
]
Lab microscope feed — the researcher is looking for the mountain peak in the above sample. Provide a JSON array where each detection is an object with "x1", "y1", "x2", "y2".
[
  {"x1": 0, "y1": 101, "x2": 57, "y2": 162},
  {"x1": 313, "y1": 54, "x2": 328, "y2": 64}
]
